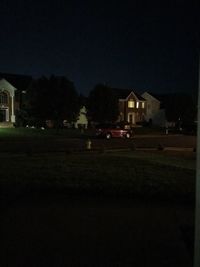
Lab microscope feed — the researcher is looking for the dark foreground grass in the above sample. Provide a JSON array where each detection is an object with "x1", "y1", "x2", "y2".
[{"x1": 0, "y1": 150, "x2": 195, "y2": 205}]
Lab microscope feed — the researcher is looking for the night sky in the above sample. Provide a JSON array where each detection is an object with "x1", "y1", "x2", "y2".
[{"x1": 0, "y1": 0, "x2": 199, "y2": 95}]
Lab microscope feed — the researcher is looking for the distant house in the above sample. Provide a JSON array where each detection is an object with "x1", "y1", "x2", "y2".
[
  {"x1": 113, "y1": 89, "x2": 146, "y2": 125},
  {"x1": 0, "y1": 73, "x2": 32, "y2": 126}
]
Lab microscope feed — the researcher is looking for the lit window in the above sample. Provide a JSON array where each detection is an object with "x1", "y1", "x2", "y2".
[
  {"x1": 128, "y1": 100, "x2": 135, "y2": 108},
  {"x1": 0, "y1": 92, "x2": 8, "y2": 105},
  {"x1": 142, "y1": 102, "x2": 145, "y2": 108},
  {"x1": 136, "y1": 101, "x2": 139, "y2": 108}
]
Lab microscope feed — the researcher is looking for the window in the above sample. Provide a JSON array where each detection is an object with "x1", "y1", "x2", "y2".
[
  {"x1": 142, "y1": 102, "x2": 145, "y2": 109},
  {"x1": 136, "y1": 101, "x2": 139, "y2": 108},
  {"x1": 0, "y1": 92, "x2": 8, "y2": 105},
  {"x1": 128, "y1": 100, "x2": 135, "y2": 108}
]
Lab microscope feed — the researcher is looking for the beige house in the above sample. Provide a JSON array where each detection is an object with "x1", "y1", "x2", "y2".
[{"x1": 115, "y1": 89, "x2": 146, "y2": 125}]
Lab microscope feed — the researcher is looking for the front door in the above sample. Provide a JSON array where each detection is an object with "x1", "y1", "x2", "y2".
[
  {"x1": 0, "y1": 109, "x2": 6, "y2": 122},
  {"x1": 128, "y1": 113, "x2": 135, "y2": 124}
]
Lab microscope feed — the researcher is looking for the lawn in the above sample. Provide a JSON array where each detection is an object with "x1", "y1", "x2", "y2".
[
  {"x1": 1, "y1": 150, "x2": 195, "y2": 206},
  {"x1": 0, "y1": 125, "x2": 165, "y2": 140},
  {"x1": 0, "y1": 127, "x2": 86, "y2": 140}
]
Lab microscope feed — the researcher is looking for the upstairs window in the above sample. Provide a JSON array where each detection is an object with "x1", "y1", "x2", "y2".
[
  {"x1": 142, "y1": 102, "x2": 145, "y2": 109},
  {"x1": 0, "y1": 91, "x2": 8, "y2": 105},
  {"x1": 128, "y1": 100, "x2": 135, "y2": 108},
  {"x1": 136, "y1": 101, "x2": 139, "y2": 108}
]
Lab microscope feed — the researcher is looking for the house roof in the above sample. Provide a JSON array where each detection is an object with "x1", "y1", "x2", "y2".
[
  {"x1": 112, "y1": 88, "x2": 145, "y2": 101},
  {"x1": 142, "y1": 92, "x2": 161, "y2": 102},
  {"x1": 0, "y1": 72, "x2": 32, "y2": 91}
]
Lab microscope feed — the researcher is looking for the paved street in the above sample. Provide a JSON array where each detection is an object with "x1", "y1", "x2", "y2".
[{"x1": 0, "y1": 134, "x2": 196, "y2": 153}]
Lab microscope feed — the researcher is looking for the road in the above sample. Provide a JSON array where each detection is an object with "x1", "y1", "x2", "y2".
[
  {"x1": 90, "y1": 134, "x2": 197, "y2": 150},
  {"x1": 0, "y1": 134, "x2": 196, "y2": 153}
]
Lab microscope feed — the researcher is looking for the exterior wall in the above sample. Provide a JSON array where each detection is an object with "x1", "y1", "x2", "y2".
[
  {"x1": 141, "y1": 92, "x2": 162, "y2": 125},
  {"x1": 119, "y1": 92, "x2": 146, "y2": 125}
]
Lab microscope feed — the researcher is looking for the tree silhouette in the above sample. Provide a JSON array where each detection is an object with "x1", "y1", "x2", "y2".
[
  {"x1": 88, "y1": 84, "x2": 119, "y2": 123},
  {"x1": 26, "y1": 75, "x2": 80, "y2": 127}
]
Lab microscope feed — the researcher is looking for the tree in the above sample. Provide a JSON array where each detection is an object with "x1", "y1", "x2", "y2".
[
  {"x1": 162, "y1": 93, "x2": 197, "y2": 123},
  {"x1": 25, "y1": 75, "x2": 80, "y2": 127},
  {"x1": 48, "y1": 75, "x2": 80, "y2": 124},
  {"x1": 22, "y1": 76, "x2": 48, "y2": 126},
  {"x1": 88, "y1": 84, "x2": 119, "y2": 123}
]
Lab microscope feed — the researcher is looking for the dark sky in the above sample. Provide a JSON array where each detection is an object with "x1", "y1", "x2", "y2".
[{"x1": 0, "y1": 0, "x2": 199, "y2": 95}]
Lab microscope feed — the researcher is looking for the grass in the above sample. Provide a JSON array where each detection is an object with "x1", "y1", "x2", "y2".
[
  {"x1": 0, "y1": 127, "x2": 88, "y2": 140},
  {"x1": 0, "y1": 127, "x2": 196, "y2": 205},
  {"x1": 0, "y1": 125, "x2": 165, "y2": 140},
  {"x1": 1, "y1": 150, "x2": 195, "y2": 205}
]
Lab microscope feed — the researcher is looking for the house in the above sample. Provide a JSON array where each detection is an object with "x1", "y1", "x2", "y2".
[
  {"x1": 141, "y1": 91, "x2": 166, "y2": 126},
  {"x1": 0, "y1": 79, "x2": 16, "y2": 125},
  {"x1": 0, "y1": 73, "x2": 32, "y2": 127},
  {"x1": 113, "y1": 89, "x2": 146, "y2": 125}
]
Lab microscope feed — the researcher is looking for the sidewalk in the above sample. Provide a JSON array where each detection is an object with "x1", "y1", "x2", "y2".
[{"x1": 0, "y1": 194, "x2": 194, "y2": 266}]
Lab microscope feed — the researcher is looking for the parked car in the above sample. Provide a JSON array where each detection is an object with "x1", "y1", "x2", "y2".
[{"x1": 95, "y1": 123, "x2": 133, "y2": 139}]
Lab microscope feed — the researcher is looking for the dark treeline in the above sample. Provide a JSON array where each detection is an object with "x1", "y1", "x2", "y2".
[
  {"x1": 16, "y1": 78, "x2": 120, "y2": 127},
  {"x1": 15, "y1": 75, "x2": 197, "y2": 128}
]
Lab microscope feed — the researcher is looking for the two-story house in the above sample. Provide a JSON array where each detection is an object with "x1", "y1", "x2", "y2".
[
  {"x1": 113, "y1": 89, "x2": 146, "y2": 125},
  {"x1": 0, "y1": 73, "x2": 32, "y2": 127}
]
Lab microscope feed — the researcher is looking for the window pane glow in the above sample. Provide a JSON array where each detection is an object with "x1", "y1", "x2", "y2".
[
  {"x1": 142, "y1": 102, "x2": 145, "y2": 108},
  {"x1": 128, "y1": 100, "x2": 135, "y2": 108},
  {"x1": 136, "y1": 101, "x2": 139, "y2": 108}
]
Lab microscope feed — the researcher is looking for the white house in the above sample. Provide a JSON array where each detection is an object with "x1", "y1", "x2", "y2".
[{"x1": 0, "y1": 79, "x2": 17, "y2": 125}]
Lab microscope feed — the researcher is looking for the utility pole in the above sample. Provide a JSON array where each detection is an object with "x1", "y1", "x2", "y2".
[{"x1": 194, "y1": 54, "x2": 200, "y2": 267}]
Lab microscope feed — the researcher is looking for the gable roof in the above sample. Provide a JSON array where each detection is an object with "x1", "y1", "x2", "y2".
[
  {"x1": 0, "y1": 79, "x2": 17, "y2": 95},
  {"x1": 0, "y1": 72, "x2": 32, "y2": 91},
  {"x1": 112, "y1": 88, "x2": 145, "y2": 101},
  {"x1": 142, "y1": 92, "x2": 161, "y2": 103}
]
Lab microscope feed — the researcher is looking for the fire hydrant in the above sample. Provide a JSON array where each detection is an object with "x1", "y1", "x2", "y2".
[{"x1": 86, "y1": 139, "x2": 92, "y2": 150}]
